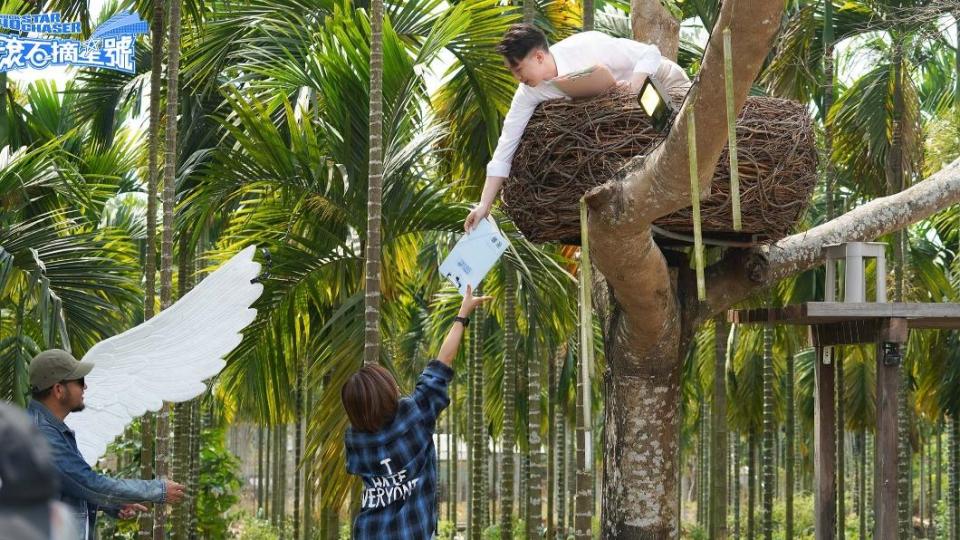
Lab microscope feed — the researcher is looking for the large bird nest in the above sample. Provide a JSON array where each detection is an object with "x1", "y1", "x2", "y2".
[{"x1": 501, "y1": 86, "x2": 818, "y2": 245}]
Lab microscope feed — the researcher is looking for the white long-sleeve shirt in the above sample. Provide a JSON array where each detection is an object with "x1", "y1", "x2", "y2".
[{"x1": 486, "y1": 31, "x2": 690, "y2": 178}]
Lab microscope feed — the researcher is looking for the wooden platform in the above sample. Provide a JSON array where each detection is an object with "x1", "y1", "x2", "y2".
[{"x1": 729, "y1": 302, "x2": 960, "y2": 329}]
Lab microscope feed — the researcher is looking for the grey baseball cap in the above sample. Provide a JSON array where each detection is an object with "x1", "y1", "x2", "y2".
[{"x1": 28, "y1": 349, "x2": 94, "y2": 393}]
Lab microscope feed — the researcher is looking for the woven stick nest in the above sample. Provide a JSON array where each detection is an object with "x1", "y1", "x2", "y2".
[{"x1": 501, "y1": 87, "x2": 818, "y2": 245}]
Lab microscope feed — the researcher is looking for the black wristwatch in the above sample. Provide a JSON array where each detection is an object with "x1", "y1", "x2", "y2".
[{"x1": 454, "y1": 316, "x2": 470, "y2": 327}]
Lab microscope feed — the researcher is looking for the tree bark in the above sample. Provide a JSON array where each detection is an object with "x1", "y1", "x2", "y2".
[
  {"x1": 762, "y1": 324, "x2": 774, "y2": 540},
  {"x1": 711, "y1": 316, "x2": 729, "y2": 539},
  {"x1": 629, "y1": 0, "x2": 679, "y2": 61},
  {"x1": 501, "y1": 266, "x2": 517, "y2": 540},
  {"x1": 363, "y1": 0, "x2": 384, "y2": 365}
]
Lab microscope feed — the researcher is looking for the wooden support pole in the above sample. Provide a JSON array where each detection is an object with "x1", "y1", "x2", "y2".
[
  {"x1": 874, "y1": 318, "x2": 908, "y2": 539},
  {"x1": 814, "y1": 345, "x2": 837, "y2": 540}
]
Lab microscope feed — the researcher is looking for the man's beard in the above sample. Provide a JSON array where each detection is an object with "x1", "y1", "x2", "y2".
[{"x1": 70, "y1": 403, "x2": 85, "y2": 413}]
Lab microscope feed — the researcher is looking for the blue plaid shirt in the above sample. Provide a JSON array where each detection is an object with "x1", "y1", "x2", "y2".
[{"x1": 345, "y1": 360, "x2": 453, "y2": 540}]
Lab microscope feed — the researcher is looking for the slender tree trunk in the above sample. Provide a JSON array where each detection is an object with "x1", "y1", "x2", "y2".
[
  {"x1": 265, "y1": 424, "x2": 271, "y2": 520},
  {"x1": 583, "y1": 0, "x2": 594, "y2": 31},
  {"x1": 273, "y1": 424, "x2": 282, "y2": 526},
  {"x1": 295, "y1": 357, "x2": 304, "y2": 540},
  {"x1": 172, "y1": 240, "x2": 193, "y2": 540},
  {"x1": 860, "y1": 430, "x2": 867, "y2": 540},
  {"x1": 491, "y1": 436, "x2": 498, "y2": 529},
  {"x1": 470, "y1": 305, "x2": 486, "y2": 539},
  {"x1": 734, "y1": 433, "x2": 741, "y2": 540},
  {"x1": 748, "y1": 428, "x2": 756, "y2": 540},
  {"x1": 699, "y1": 398, "x2": 708, "y2": 530},
  {"x1": 762, "y1": 324, "x2": 774, "y2": 540},
  {"x1": 837, "y1": 348, "x2": 845, "y2": 540},
  {"x1": 258, "y1": 426, "x2": 265, "y2": 515},
  {"x1": 574, "y1": 269, "x2": 593, "y2": 540},
  {"x1": 452, "y1": 375, "x2": 459, "y2": 532},
  {"x1": 786, "y1": 352, "x2": 795, "y2": 540},
  {"x1": 711, "y1": 316, "x2": 730, "y2": 539},
  {"x1": 139, "y1": 1, "x2": 165, "y2": 536},
  {"x1": 557, "y1": 374, "x2": 567, "y2": 538},
  {"x1": 947, "y1": 413, "x2": 960, "y2": 540},
  {"x1": 547, "y1": 347, "x2": 558, "y2": 540},
  {"x1": 823, "y1": 0, "x2": 836, "y2": 221},
  {"x1": 362, "y1": 0, "x2": 384, "y2": 366},
  {"x1": 528, "y1": 343, "x2": 544, "y2": 538},
  {"x1": 567, "y1": 409, "x2": 576, "y2": 533},
  {"x1": 501, "y1": 266, "x2": 517, "y2": 540},
  {"x1": 154, "y1": 0, "x2": 182, "y2": 534}
]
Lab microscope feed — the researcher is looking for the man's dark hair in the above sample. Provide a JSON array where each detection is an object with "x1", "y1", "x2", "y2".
[
  {"x1": 341, "y1": 365, "x2": 400, "y2": 433},
  {"x1": 496, "y1": 23, "x2": 549, "y2": 66},
  {"x1": 30, "y1": 386, "x2": 53, "y2": 401}
]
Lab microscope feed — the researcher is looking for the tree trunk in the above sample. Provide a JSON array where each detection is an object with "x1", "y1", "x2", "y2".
[
  {"x1": 951, "y1": 415, "x2": 958, "y2": 540},
  {"x1": 837, "y1": 348, "x2": 845, "y2": 540},
  {"x1": 557, "y1": 372, "x2": 567, "y2": 538},
  {"x1": 699, "y1": 398, "x2": 708, "y2": 530},
  {"x1": 786, "y1": 353, "x2": 795, "y2": 540},
  {"x1": 748, "y1": 429, "x2": 756, "y2": 540},
  {"x1": 547, "y1": 347, "x2": 558, "y2": 540},
  {"x1": 501, "y1": 266, "x2": 517, "y2": 540},
  {"x1": 734, "y1": 433, "x2": 741, "y2": 540},
  {"x1": 711, "y1": 316, "x2": 729, "y2": 539},
  {"x1": 139, "y1": 0, "x2": 165, "y2": 536},
  {"x1": 491, "y1": 436, "x2": 498, "y2": 529},
  {"x1": 265, "y1": 425, "x2": 271, "y2": 520},
  {"x1": 629, "y1": 0, "x2": 679, "y2": 61},
  {"x1": 575, "y1": 267, "x2": 593, "y2": 540},
  {"x1": 762, "y1": 324, "x2": 774, "y2": 540},
  {"x1": 823, "y1": 0, "x2": 836, "y2": 221},
  {"x1": 452, "y1": 375, "x2": 459, "y2": 531},
  {"x1": 582, "y1": 0, "x2": 594, "y2": 31},
  {"x1": 273, "y1": 423, "x2": 282, "y2": 526},
  {"x1": 363, "y1": 0, "x2": 384, "y2": 366},
  {"x1": 470, "y1": 305, "x2": 486, "y2": 539},
  {"x1": 860, "y1": 430, "x2": 867, "y2": 540},
  {"x1": 154, "y1": 0, "x2": 182, "y2": 534},
  {"x1": 172, "y1": 241, "x2": 193, "y2": 540},
  {"x1": 258, "y1": 426, "x2": 265, "y2": 515},
  {"x1": 295, "y1": 357, "x2": 304, "y2": 540},
  {"x1": 527, "y1": 344, "x2": 543, "y2": 539}
]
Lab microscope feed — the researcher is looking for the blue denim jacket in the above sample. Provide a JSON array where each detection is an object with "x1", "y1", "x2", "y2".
[{"x1": 27, "y1": 400, "x2": 167, "y2": 540}]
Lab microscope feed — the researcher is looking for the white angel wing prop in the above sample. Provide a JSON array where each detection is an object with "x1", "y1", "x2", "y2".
[{"x1": 65, "y1": 246, "x2": 263, "y2": 464}]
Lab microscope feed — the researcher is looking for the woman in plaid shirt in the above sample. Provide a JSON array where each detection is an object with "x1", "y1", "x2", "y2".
[{"x1": 342, "y1": 286, "x2": 491, "y2": 539}]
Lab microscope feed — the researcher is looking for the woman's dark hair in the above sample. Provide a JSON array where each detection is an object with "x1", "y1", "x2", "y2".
[
  {"x1": 496, "y1": 23, "x2": 549, "y2": 66},
  {"x1": 341, "y1": 365, "x2": 400, "y2": 433}
]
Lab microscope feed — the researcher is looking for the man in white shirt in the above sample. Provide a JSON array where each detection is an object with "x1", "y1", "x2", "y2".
[{"x1": 464, "y1": 24, "x2": 690, "y2": 231}]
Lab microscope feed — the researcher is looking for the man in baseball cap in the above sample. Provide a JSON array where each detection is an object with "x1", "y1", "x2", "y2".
[{"x1": 26, "y1": 349, "x2": 185, "y2": 540}]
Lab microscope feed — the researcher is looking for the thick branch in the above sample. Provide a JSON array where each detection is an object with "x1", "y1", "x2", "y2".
[
  {"x1": 695, "y1": 157, "x2": 960, "y2": 323},
  {"x1": 762, "y1": 157, "x2": 960, "y2": 282},
  {"x1": 588, "y1": 0, "x2": 784, "y2": 230}
]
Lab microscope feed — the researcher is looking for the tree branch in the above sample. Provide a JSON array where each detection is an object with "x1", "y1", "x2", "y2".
[
  {"x1": 630, "y1": 0, "x2": 680, "y2": 62},
  {"x1": 696, "y1": 157, "x2": 960, "y2": 320}
]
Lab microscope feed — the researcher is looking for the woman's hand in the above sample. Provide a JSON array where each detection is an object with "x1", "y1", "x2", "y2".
[{"x1": 459, "y1": 284, "x2": 493, "y2": 316}]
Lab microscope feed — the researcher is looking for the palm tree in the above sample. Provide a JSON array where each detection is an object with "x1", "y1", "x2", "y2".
[{"x1": 364, "y1": 0, "x2": 384, "y2": 366}]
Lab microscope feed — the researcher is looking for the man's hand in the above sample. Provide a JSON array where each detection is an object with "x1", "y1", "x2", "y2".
[
  {"x1": 164, "y1": 480, "x2": 186, "y2": 504},
  {"x1": 464, "y1": 203, "x2": 491, "y2": 232},
  {"x1": 117, "y1": 503, "x2": 148, "y2": 520},
  {"x1": 459, "y1": 284, "x2": 493, "y2": 317}
]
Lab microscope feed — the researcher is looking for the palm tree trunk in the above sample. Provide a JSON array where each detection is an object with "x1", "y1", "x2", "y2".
[
  {"x1": 947, "y1": 413, "x2": 960, "y2": 540},
  {"x1": 582, "y1": 0, "x2": 594, "y2": 31},
  {"x1": 711, "y1": 316, "x2": 730, "y2": 539},
  {"x1": 172, "y1": 236, "x2": 193, "y2": 540},
  {"x1": 154, "y1": 0, "x2": 182, "y2": 534},
  {"x1": 566, "y1": 408, "x2": 576, "y2": 533},
  {"x1": 823, "y1": 0, "x2": 836, "y2": 221},
  {"x1": 362, "y1": 0, "x2": 384, "y2": 366},
  {"x1": 258, "y1": 426, "x2": 265, "y2": 515},
  {"x1": 546, "y1": 347, "x2": 558, "y2": 540},
  {"x1": 452, "y1": 375, "x2": 459, "y2": 531},
  {"x1": 501, "y1": 266, "x2": 517, "y2": 540},
  {"x1": 699, "y1": 398, "x2": 707, "y2": 530},
  {"x1": 281, "y1": 423, "x2": 288, "y2": 528},
  {"x1": 860, "y1": 429, "x2": 867, "y2": 540},
  {"x1": 762, "y1": 324, "x2": 774, "y2": 540},
  {"x1": 518, "y1": 346, "x2": 529, "y2": 533},
  {"x1": 734, "y1": 432, "x2": 741, "y2": 540},
  {"x1": 304, "y1": 387, "x2": 315, "y2": 540},
  {"x1": 556, "y1": 377, "x2": 567, "y2": 538},
  {"x1": 295, "y1": 357, "x2": 304, "y2": 540},
  {"x1": 786, "y1": 352, "x2": 795, "y2": 540},
  {"x1": 273, "y1": 424, "x2": 282, "y2": 526},
  {"x1": 265, "y1": 424, "x2": 271, "y2": 520},
  {"x1": 748, "y1": 428, "x2": 756, "y2": 540},
  {"x1": 491, "y1": 436, "x2": 498, "y2": 529},
  {"x1": 139, "y1": 0, "x2": 165, "y2": 536},
  {"x1": 527, "y1": 344, "x2": 544, "y2": 539},
  {"x1": 470, "y1": 305, "x2": 486, "y2": 539},
  {"x1": 837, "y1": 348, "x2": 845, "y2": 540}
]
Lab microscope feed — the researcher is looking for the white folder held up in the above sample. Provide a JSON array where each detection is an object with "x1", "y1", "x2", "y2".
[{"x1": 439, "y1": 217, "x2": 509, "y2": 295}]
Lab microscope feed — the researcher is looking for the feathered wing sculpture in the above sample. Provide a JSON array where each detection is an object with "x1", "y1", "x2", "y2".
[{"x1": 65, "y1": 246, "x2": 263, "y2": 465}]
